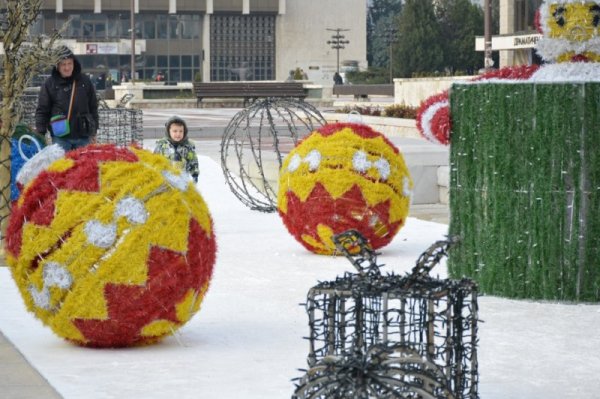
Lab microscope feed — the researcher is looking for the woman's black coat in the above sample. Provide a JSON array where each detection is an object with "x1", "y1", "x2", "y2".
[{"x1": 35, "y1": 56, "x2": 99, "y2": 139}]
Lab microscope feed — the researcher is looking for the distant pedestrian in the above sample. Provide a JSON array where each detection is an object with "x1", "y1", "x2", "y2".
[{"x1": 333, "y1": 72, "x2": 343, "y2": 85}]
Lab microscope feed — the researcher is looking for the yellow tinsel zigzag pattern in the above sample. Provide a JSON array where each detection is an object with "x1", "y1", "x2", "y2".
[
  {"x1": 278, "y1": 128, "x2": 412, "y2": 223},
  {"x1": 10, "y1": 147, "x2": 214, "y2": 344}
]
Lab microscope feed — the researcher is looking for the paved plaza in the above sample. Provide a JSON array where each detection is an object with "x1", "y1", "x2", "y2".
[{"x1": 0, "y1": 105, "x2": 448, "y2": 398}]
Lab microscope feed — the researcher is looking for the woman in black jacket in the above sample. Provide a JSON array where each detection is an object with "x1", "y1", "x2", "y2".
[{"x1": 35, "y1": 46, "x2": 99, "y2": 151}]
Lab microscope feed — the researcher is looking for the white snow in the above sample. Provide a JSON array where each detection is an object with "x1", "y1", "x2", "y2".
[{"x1": 1, "y1": 152, "x2": 599, "y2": 399}]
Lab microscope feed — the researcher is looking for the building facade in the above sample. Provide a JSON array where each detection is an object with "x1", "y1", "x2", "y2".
[
  {"x1": 476, "y1": 0, "x2": 543, "y2": 68},
  {"x1": 28, "y1": 0, "x2": 367, "y2": 86}
]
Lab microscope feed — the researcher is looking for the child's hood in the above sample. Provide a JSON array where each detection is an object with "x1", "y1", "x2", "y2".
[{"x1": 165, "y1": 115, "x2": 189, "y2": 142}]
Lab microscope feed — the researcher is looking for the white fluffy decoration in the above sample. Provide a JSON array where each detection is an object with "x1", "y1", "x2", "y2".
[
  {"x1": 286, "y1": 150, "x2": 322, "y2": 172},
  {"x1": 114, "y1": 196, "x2": 148, "y2": 224},
  {"x1": 352, "y1": 151, "x2": 391, "y2": 181},
  {"x1": 84, "y1": 220, "x2": 117, "y2": 248},
  {"x1": 27, "y1": 262, "x2": 73, "y2": 310},
  {"x1": 28, "y1": 285, "x2": 51, "y2": 310},
  {"x1": 373, "y1": 158, "x2": 391, "y2": 181},
  {"x1": 287, "y1": 154, "x2": 302, "y2": 172},
  {"x1": 16, "y1": 144, "x2": 65, "y2": 187},
  {"x1": 304, "y1": 150, "x2": 321, "y2": 171},
  {"x1": 530, "y1": 62, "x2": 600, "y2": 81},
  {"x1": 403, "y1": 176, "x2": 413, "y2": 198},
  {"x1": 352, "y1": 150, "x2": 370, "y2": 173},
  {"x1": 536, "y1": 36, "x2": 600, "y2": 62},
  {"x1": 419, "y1": 100, "x2": 449, "y2": 144},
  {"x1": 460, "y1": 79, "x2": 533, "y2": 85},
  {"x1": 163, "y1": 170, "x2": 191, "y2": 191},
  {"x1": 42, "y1": 262, "x2": 73, "y2": 290}
]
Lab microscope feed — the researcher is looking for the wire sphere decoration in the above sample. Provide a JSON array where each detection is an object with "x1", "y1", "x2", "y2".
[{"x1": 221, "y1": 97, "x2": 326, "y2": 212}]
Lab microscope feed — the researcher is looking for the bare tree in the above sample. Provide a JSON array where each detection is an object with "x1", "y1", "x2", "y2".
[{"x1": 0, "y1": 0, "x2": 63, "y2": 237}]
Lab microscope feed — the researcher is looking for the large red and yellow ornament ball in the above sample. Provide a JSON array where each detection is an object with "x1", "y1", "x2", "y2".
[
  {"x1": 5, "y1": 144, "x2": 216, "y2": 348},
  {"x1": 278, "y1": 123, "x2": 413, "y2": 255}
]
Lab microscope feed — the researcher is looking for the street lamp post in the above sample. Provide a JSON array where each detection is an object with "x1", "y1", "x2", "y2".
[
  {"x1": 483, "y1": 0, "x2": 493, "y2": 71},
  {"x1": 380, "y1": 25, "x2": 398, "y2": 83},
  {"x1": 130, "y1": 0, "x2": 135, "y2": 83},
  {"x1": 326, "y1": 28, "x2": 350, "y2": 74}
]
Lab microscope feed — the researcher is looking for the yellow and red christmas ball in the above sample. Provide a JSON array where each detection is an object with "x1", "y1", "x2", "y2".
[
  {"x1": 5, "y1": 144, "x2": 216, "y2": 348},
  {"x1": 277, "y1": 123, "x2": 412, "y2": 255}
]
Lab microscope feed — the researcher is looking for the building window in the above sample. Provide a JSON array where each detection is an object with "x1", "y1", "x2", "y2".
[
  {"x1": 146, "y1": 55, "x2": 156, "y2": 68},
  {"x1": 157, "y1": 15, "x2": 168, "y2": 39},
  {"x1": 144, "y1": 19, "x2": 156, "y2": 39},
  {"x1": 210, "y1": 14, "x2": 276, "y2": 81}
]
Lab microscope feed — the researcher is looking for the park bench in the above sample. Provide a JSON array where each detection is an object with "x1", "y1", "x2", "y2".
[
  {"x1": 193, "y1": 81, "x2": 307, "y2": 105},
  {"x1": 332, "y1": 84, "x2": 394, "y2": 100}
]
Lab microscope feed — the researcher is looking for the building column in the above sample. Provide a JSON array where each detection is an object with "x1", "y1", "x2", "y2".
[
  {"x1": 207, "y1": 0, "x2": 213, "y2": 14},
  {"x1": 56, "y1": 0, "x2": 63, "y2": 13},
  {"x1": 169, "y1": 0, "x2": 176, "y2": 14},
  {"x1": 202, "y1": 13, "x2": 211, "y2": 82},
  {"x1": 243, "y1": 0, "x2": 249, "y2": 14},
  {"x1": 94, "y1": 0, "x2": 101, "y2": 13},
  {"x1": 278, "y1": 0, "x2": 286, "y2": 14},
  {"x1": 499, "y1": 0, "x2": 515, "y2": 67}
]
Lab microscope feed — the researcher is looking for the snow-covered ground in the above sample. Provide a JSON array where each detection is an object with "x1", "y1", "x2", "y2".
[{"x1": 1, "y1": 149, "x2": 599, "y2": 399}]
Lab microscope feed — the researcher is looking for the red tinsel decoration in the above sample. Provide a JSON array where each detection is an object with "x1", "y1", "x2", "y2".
[
  {"x1": 416, "y1": 65, "x2": 540, "y2": 145},
  {"x1": 281, "y1": 183, "x2": 402, "y2": 253}
]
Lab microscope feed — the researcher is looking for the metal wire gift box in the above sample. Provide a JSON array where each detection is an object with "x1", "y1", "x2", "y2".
[{"x1": 294, "y1": 231, "x2": 479, "y2": 399}]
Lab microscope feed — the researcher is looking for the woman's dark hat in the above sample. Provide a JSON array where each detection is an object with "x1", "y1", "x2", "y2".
[{"x1": 56, "y1": 45, "x2": 75, "y2": 62}]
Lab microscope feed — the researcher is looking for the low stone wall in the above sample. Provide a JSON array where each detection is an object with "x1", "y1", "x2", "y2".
[
  {"x1": 112, "y1": 82, "x2": 194, "y2": 107},
  {"x1": 322, "y1": 113, "x2": 420, "y2": 139},
  {"x1": 110, "y1": 76, "x2": 478, "y2": 110},
  {"x1": 130, "y1": 99, "x2": 198, "y2": 109},
  {"x1": 112, "y1": 81, "x2": 324, "y2": 109},
  {"x1": 394, "y1": 75, "x2": 475, "y2": 107}
]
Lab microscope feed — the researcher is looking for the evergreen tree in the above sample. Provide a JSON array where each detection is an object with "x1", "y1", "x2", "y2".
[
  {"x1": 367, "y1": 0, "x2": 402, "y2": 67},
  {"x1": 370, "y1": 14, "x2": 399, "y2": 69},
  {"x1": 438, "y1": 0, "x2": 484, "y2": 74},
  {"x1": 394, "y1": 0, "x2": 444, "y2": 77}
]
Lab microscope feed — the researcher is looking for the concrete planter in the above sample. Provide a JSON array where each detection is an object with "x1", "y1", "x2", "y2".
[{"x1": 322, "y1": 113, "x2": 420, "y2": 139}]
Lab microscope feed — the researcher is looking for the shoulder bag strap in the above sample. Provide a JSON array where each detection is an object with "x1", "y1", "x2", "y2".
[{"x1": 67, "y1": 81, "x2": 77, "y2": 120}]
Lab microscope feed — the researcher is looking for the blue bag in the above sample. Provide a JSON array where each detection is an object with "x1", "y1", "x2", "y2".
[
  {"x1": 51, "y1": 81, "x2": 76, "y2": 137},
  {"x1": 50, "y1": 115, "x2": 70, "y2": 137}
]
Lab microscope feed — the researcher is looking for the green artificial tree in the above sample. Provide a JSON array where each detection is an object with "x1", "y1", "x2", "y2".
[{"x1": 449, "y1": 82, "x2": 600, "y2": 302}]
